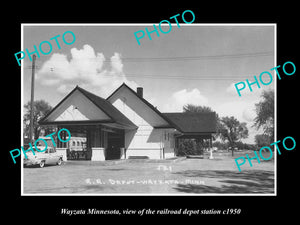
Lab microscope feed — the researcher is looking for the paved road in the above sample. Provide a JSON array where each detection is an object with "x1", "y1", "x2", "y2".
[{"x1": 23, "y1": 155, "x2": 275, "y2": 195}]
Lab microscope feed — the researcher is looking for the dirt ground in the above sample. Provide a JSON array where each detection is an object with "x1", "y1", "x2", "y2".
[{"x1": 22, "y1": 151, "x2": 275, "y2": 195}]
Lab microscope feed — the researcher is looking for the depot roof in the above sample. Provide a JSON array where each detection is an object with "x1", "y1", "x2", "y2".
[
  {"x1": 163, "y1": 112, "x2": 217, "y2": 134},
  {"x1": 39, "y1": 86, "x2": 138, "y2": 130}
]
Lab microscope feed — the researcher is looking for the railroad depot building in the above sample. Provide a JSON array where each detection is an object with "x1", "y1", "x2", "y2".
[{"x1": 39, "y1": 83, "x2": 217, "y2": 161}]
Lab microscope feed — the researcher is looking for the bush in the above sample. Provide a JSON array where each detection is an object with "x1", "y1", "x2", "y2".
[
  {"x1": 212, "y1": 141, "x2": 228, "y2": 150},
  {"x1": 177, "y1": 139, "x2": 204, "y2": 156}
]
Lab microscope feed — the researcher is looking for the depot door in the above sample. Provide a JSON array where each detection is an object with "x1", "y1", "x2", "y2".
[{"x1": 106, "y1": 131, "x2": 124, "y2": 160}]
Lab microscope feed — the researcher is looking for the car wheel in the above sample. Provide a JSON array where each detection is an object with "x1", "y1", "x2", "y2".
[
  {"x1": 39, "y1": 161, "x2": 45, "y2": 168},
  {"x1": 57, "y1": 158, "x2": 62, "y2": 166}
]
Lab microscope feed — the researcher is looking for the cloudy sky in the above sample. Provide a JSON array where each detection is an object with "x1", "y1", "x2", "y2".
[{"x1": 22, "y1": 24, "x2": 275, "y2": 143}]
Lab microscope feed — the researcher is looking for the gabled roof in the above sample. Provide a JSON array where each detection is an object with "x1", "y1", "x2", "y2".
[
  {"x1": 163, "y1": 112, "x2": 217, "y2": 134},
  {"x1": 77, "y1": 86, "x2": 137, "y2": 129},
  {"x1": 39, "y1": 86, "x2": 138, "y2": 129},
  {"x1": 106, "y1": 83, "x2": 178, "y2": 129},
  {"x1": 39, "y1": 84, "x2": 216, "y2": 134}
]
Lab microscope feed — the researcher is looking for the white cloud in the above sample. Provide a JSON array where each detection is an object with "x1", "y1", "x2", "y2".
[
  {"x1": 174, "y1": 89, "x2": 208, "y2": 105},
  {"x1": 36, "y1": 44, "x2": 137, "y2": 97},
  {"x1": 57, "y1": 84, "x2": 68, "y2": 94},
  {"x1": 213, "y1": 100, "x2": 259, "y2": 144},
  {"x1": 226, "y1": 82, "x2": 238, "y2": 95},
  {"x1": 161, "y1": 88, "x2": 208, "y2": 112},
  {"x1": 215, "y1": 100, "x2": 256, "y2": 122},
  {"x1": 242, "y1": 106, "x2": 256, "y2": 122},
  {"x1": 226, "y1": 82, "x2": 263, "y2": 97},
  {"x1": 110, "y1": 52, "x2": 123, "y2": 73}
]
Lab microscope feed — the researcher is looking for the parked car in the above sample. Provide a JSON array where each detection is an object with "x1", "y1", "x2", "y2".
[
  {"x1": 23, "y1": 147, "x2": 63, "y2": 168},
  {"x1": 228, "y1": 147, "x2": 239, "y2": 151}
]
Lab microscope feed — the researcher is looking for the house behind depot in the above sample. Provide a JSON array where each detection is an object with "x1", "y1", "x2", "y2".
[{"x1": 39, "y1": 83, "x2": 217, "y2": 161}]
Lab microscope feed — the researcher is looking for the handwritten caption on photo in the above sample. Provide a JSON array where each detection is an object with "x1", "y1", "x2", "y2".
[{"x1": 85, "y1": 178, "x2": 205, "y2": 185}]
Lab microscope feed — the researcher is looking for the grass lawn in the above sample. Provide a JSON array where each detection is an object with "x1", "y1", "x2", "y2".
[{"x1": 23, "y1": 151, "x2": 275, "y2": 195}]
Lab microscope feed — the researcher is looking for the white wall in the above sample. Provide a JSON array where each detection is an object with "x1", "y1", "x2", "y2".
[
  {"x1": 124, "y1": 128, "x2": 163, "y2": 159},
  {"x1": 108, "y1": 87, "x2": 169, "y2": 127},
  {"x1": 161, "y1": 129, "x2": 175, "y2": 159},
  {"x1": 108, "y1": 86, "x2": 175, "y2": 159},
  {"x1": 45, "y1": 89, "x2": 110, "y2": 122},
  {"x1": 124, "y1": 129, "x2": 175, "y2": 159}
]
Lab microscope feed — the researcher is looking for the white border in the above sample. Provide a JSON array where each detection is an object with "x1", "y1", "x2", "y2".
[
  {"x1": 274, "y1": 24, "x2": 277, "y2": 196},
  {"x1": 21, "y1": 23, "x2": 277, "y2": 196},
  {"x1": 21, "y1": 24, "x2": 24, "y2": 193}
]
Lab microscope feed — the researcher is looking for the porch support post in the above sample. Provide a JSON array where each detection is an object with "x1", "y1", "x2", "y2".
[
  {"x1": 56, "y1": 125, "x2": 68, "y2": 161},
  {"x1": 120, "y1": 147, "x2": 126, "y2": 159},
  {"x1": 209, "y1": 135, "x2": 214, "y2": 159},
  {"x1": 91, "y1": 148, "x2": 105, "y2": 161},
  {"x1": 120, "y1": 130, "x2": 126, "y2": 159},
  {"x1": 57, "y1": 148, "x2": 68, "y2": 161},
  {"x1": 91, "y1": 126, "x2": 105, "y2": 161}
]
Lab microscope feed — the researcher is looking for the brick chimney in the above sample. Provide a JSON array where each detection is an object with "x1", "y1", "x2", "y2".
[{"x1": 137, "y1": 87, "x2": 143, "y2": 98}]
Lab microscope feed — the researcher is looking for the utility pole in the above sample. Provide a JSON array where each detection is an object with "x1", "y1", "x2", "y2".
[{"x1": 29, "y1": 55, "x2": 36, "y2": 144}]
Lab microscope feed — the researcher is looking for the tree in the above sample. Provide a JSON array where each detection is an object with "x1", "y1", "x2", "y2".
[
  {"x1": 183, "y1": 104, "x2": 222, "y2": 133},
  {"x1": 23, "y1": 100, "x2": 53, "y2": 142},
  {"x1": 182, "y1": 104, "x2": 219, "y2": 155},
  {"x1": 177, "y1": 139, "x2": 197, "y2": 156},
  {"x1": 255, "y1": 134, "x2": 271, "y2": 149},
  {"x1": 219, "y1": 116, "x2": 249, "y2": 156},
  {"x1": 183, "y1": 104, "x2": 214, "y2": 113},
  {"x1": 253, "y1": 90, "x2": 274, "y2": 141},
  {"x1": 212, "y1": 141, "x2": 229, "y2": 150},
  {"x1": 235, "y1": 141, "x2": 245, "y2": 150}
]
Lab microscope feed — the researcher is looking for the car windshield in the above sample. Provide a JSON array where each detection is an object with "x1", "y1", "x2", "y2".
[
  {"x1": 35, "y1": 137, "x2": 56, "y2": 152},
  {"x1": 36, "y1": 138, "x2": 55, "y2": 148},
  {"x1": 31, "y1": 147, "x2": 48, "y2": 153},
  {"x1": 25, "y1": 137, "x2": 55, "y2": 153}
]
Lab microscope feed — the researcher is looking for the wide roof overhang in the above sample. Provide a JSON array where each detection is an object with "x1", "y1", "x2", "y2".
[
  {"x1": 39, "y1": 119, "x2": 137, "y2": 130},
  {"x1": 38, "y1": 86, "x2": 138, "y2": 130}
]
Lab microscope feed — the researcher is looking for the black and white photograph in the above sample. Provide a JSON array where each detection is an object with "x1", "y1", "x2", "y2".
[
  {"x1": 21, "y1": 24, "x2": 276, "y2": 195},
  {"x1": 4, "y1": 5, "x2": 298, "y2": 221}
]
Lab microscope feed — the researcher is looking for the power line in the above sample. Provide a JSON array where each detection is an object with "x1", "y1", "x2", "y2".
[
  {"x1": 120, "y1": 51, "x2": 274, "y2": 62},
  {"x1": 126, "y1": 75, "x2": 239, "y2": 80},
  {"x1": 24, "y1": 66, "x2": 261, "y2": 81},
  {"x1": 113, "y1": 74, "x2": 253, "y2": 80},
  {"x1": 23, "y1": 51, "x2": 273, "y2": 81},
  {"x1": 28, "y1": 68, "x2": 252, "y2": 80},
  {"x1": 23, "y1": 51, "x2": 274, "y2": 68}
]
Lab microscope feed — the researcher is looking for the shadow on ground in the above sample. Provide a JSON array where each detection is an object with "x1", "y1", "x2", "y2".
[{"x1": 173, "y1": 170, "x2": 274, "y2": 194}]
